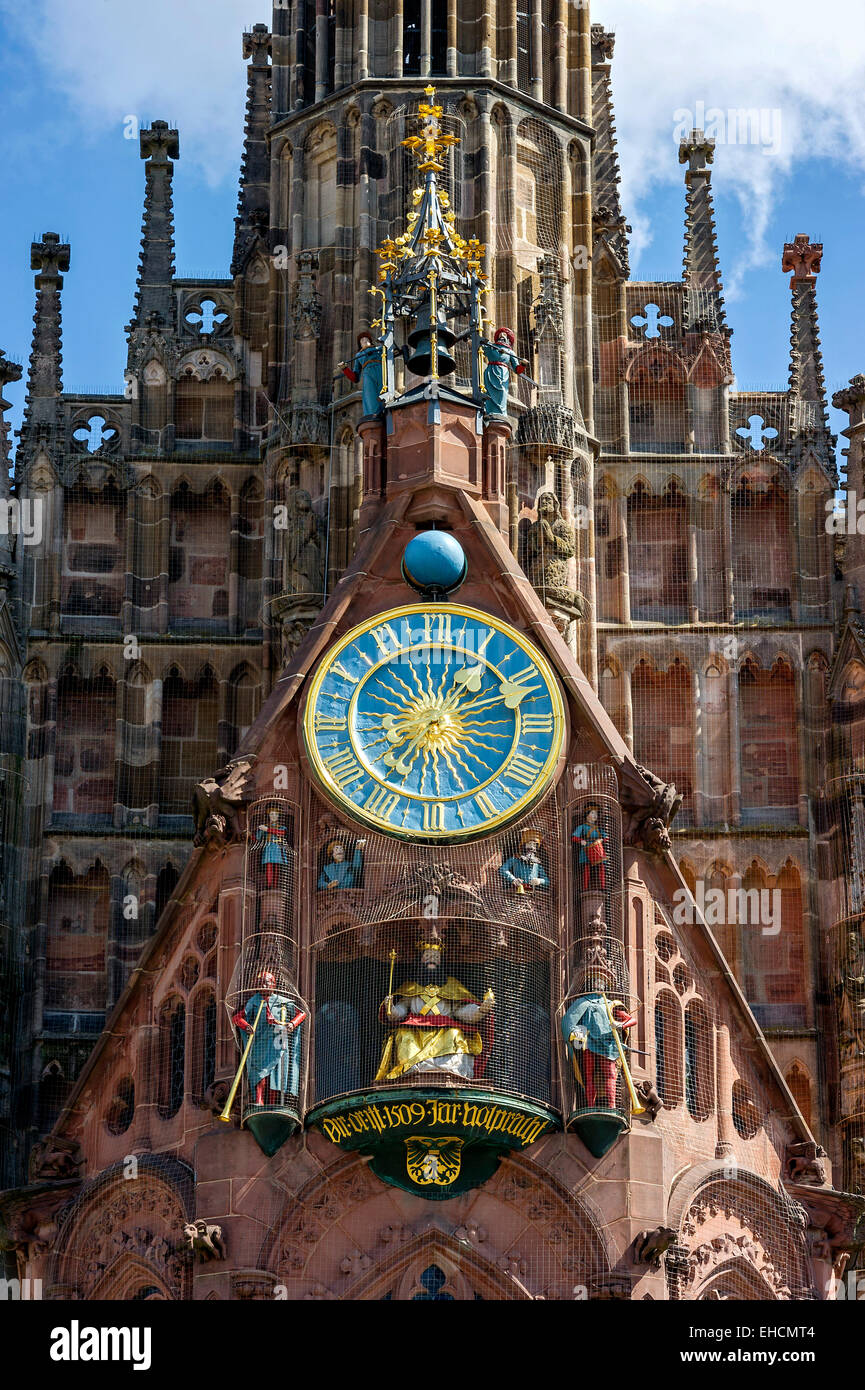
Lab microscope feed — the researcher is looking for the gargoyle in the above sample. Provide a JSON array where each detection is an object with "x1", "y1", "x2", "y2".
[
  {"x1": 633, "y1": 1226, "x2": 678, "y2": 1269},
  {"x1": 192, "y1": 757, "x2": 255, "y2": 847},
  {"x1": 621, "y1": 765, "x2": 683, "y2": 855},
  {"x1": 182, "y1": 1219, "x2": 226, "y2": 1262},
  {"x1": 786, "y1": 1141, "x2": 828, "y2": 1186},
  {"x1": 28, "y1": 1136, "x2": 84, "y2": 1184}
]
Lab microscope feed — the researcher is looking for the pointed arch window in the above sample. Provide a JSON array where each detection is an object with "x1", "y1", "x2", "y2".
[
  {"x1": 738, "y1": 657, "x2": 799, "y2": 820},
  {"x1": 158, "y1": 997, "x2": 186, "y2": 1119},
  {"x1": 684, "y1": 1001, "x2": 711, "y2": 1120},
  {"x1": 403, "y1": 0, "x2": 422, "y2": 73},
  {"x1": 654, "y1": 991, "x2": 683, "y2": 1107}
]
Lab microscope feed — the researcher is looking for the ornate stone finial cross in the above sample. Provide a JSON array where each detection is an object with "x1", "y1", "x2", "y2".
[
  {"x1": 782, "y1": 234, "x2": 822, "y2": 281},
  {"x1": 139, "y1": 120, "x2": 180, "y2": 164},
  {"x1": 678, "y1": 128, "x2": 716, "y2": 175},
  {"x1": 735, "y1": 414, "x2": 779, "y2": 452},
  {"x1": 631, "y1": 303, "x2": 674, "y2": 339},
  {"x1": 243, "y1": 23, "x2": 272, "y2": 63},
  {"x1": 30, "y1": 232, "x2": 70, "y2": 279}
]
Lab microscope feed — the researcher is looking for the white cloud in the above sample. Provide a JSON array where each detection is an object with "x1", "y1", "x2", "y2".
[
  {"x1": 1, "y1": 0, "x2": 251, "y2": 186},
  {"x1": 593, "y1": 0, "x2": 865, "y2": 290},
  {"x1": 3, "y1": 0, "x2": 864, "y2": 281}
]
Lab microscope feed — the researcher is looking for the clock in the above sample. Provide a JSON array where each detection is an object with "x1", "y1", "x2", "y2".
[{"x1": 302, "y1": 603, "x2": 565, "y2": 841}]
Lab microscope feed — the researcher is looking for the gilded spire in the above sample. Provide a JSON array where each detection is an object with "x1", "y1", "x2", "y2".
[{"x1": 372, "y1": 88, "x2": 488, "y2": 398}]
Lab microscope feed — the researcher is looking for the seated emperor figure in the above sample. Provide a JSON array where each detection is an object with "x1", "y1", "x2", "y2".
[{"x1": 375, "y1": 941, "x2": 494, "y2": 1082}]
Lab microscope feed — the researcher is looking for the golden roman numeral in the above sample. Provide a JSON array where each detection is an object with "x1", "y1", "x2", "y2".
[
  {"x1": 506, "y1": 753, "x2": 543, "y2": 787},
  {"x1": 474, "y1": 790, "x2": 497, "y2": 819},
  {"x1": 422, "y1": 802, "x2": 446, "y2": 832},
  {"x1": 331, "y1": 659, "x2": 359, "y2": 685},
  {"x1": 522, "y1": 712, "x2": 553, "y2": 734},
  {"x1": 323, "y1": 748, "x2": 365, "y2": 789},
  {"x1": 315, "y1": 712, "x2": 347, "y2": 732},
  {"x1": 370, "y1": 623, "x2": 400, "y2": 658},
  {"x1": 365, "y1": 786, "x2": 400, "y2": 821}
]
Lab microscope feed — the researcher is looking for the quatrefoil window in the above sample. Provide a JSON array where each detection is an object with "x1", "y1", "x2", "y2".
[
  {"x1": 72, "y1": 415, "x2": 119, "y2": 453},
  {"x1": 185, "y1": 299, "x2": 229, "y2": 335},
  {"x1": 631, "y1": 303, "x2": 674, "y2": 339},
  {"x1": 735, "y1": 415, "x2": 779, "y2": 452}
]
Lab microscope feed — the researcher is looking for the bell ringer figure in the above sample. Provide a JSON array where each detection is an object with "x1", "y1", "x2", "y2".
[
  {"x1": 561, "y1": 944, "x2": 638, "y2": 1112},
  {"x1": 339, "y1": 330, "x2": 384, "y2": 418},
  {"x1": 231, "y1": 969, "x2": 306, "y2": 1108},
  {"x1": 480, "y1": 326, "x2": 525, "y2": 416},
  {"x1": 375, "y1": 939, "x2": 494, "y2": 1083}
]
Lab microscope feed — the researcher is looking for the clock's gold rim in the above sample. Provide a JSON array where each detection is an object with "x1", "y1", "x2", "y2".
[{"x1": 301, "y1": 602, "x2": 566, "y2": 843}]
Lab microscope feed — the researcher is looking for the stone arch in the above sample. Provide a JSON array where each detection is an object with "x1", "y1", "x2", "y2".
[
  {"x1": 350, "y1": 1230, "x2": 520, "y2": 1300},
  {"x1": 48, "y1": 1156, "x2": 194, "y2": 1300},
  {"x1": 668, "y1": 1165, "x2": 812, "y2": 1300},
  {"x1": 260, "y1": 1150, "x2": 613, "y2": 1300}
]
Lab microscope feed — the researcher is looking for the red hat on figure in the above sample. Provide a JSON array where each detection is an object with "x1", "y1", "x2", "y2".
[{"x1": 494, "y1": 327, "x2": 515, "y2": 346}]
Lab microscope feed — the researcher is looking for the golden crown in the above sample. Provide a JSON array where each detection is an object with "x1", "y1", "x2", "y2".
[{"x1": 418, "y1": 940, "x2": 444, "y2": 952}]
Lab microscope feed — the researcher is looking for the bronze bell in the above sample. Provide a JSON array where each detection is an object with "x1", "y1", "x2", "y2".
[{"x1": 406, "y1": 300, "x2": 457, "y2": 377}]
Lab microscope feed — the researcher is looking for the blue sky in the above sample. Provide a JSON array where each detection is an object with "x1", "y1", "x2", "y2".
[{"x1": 1, "y1": 0, "x2": 863, "y2": 454}]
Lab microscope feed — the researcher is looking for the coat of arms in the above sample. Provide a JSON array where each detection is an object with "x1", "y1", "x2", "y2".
[{"x1": 405, "y1": 1136, "x2": 463, "y2": 1187}]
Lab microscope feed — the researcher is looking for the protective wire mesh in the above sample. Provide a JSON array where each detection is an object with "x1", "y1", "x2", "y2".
[
  {"x1": 226, "y1": 798, "x2": 308, "y2": 1123},
  {"x1": 310, "y1": 790, "x2": 560, "y2": 1106}
]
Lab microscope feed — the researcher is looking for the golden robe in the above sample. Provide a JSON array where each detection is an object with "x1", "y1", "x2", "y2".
[{"x1": 375, "y1": 977, "x2": 484, "y2": 1081}]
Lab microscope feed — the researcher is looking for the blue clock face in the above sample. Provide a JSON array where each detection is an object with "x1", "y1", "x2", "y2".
[{"x1": 303, "y1": 603, "x2": 566, "y2": 841}]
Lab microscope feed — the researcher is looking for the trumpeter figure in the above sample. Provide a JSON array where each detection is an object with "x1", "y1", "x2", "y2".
[
  {"x1": 339, "y1": 330, "x2": 384, "y2": 417},
  {"x1": 499, "y1": 829, "x2": 549, "y2": 894},
  {"x1": 231, "y1": 969, "x2": 306, "y2": 1107}
]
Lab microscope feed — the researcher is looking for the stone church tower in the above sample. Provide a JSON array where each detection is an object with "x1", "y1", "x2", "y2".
[{"x1": 1, "y1": 1, "x2": 863, "y2": 1301}]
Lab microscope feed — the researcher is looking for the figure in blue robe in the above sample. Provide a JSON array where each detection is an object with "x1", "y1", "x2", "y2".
[
  {"x1": 318, "y1": 838, "x2": 366, "y2": 890},
  {"x1": 561, "y1": 992, "x2": 635, "y2": 1109},
  {"x1": 341, "y1": 332, "x2": 384, "y2": 417},
  {"x1": 232, "y1": 971, "x2": 306, "y2": 1106},
  {"x1": 254, "y1": 808, "x2": 290, "y2": 888},
  {"x1": 499, "y1": 830, "x2": 549, "y2": 893},
  {"x1": 481, "y1": 327, "x2": 524, "y2": 416}
]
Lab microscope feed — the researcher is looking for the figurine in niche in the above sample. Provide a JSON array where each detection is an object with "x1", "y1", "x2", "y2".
[
  {"x1": 254, "y1": 806, "x2": 290, "y2": 889},
  {"x1": 572, "y1": 802, "x2": 608, "y2": 892},
  {"x1": 339, "y1": 330, "x2": 384, "y2": 418},
  {"x1": 526, "y1": 491, "x2": 577, "y2": 604},
  {"x1": 284, "y1": 488, "x2": 324, "y2": 597},
  {"x1": 480, "y1": 327, "x2": 525, "y2": 416},
  {"x1": 231, "y1": 969, "x2": 306, "y2": 1107},
  {"x1": 317, "y1": 837, "x2": 366, "y2": 890},
  {"x1": 376, "y1": 939, "x2": 494, "y2": 1082},
  {"x1": 561, "y1": 951, "x2": 637, "y2": 1110},
  {"x1": 499, "y1": 829, "x2": 549, "y2": 894}
]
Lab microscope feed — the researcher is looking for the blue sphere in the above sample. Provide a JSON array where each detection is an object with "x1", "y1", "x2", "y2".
[{"x1": 402, "y1": 531, "x2": 467, "y2": 595}]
